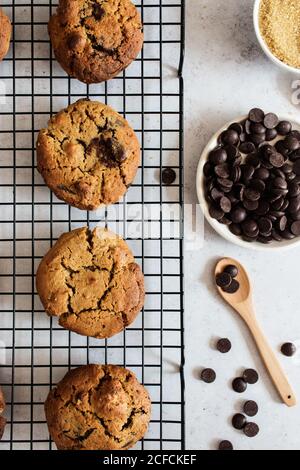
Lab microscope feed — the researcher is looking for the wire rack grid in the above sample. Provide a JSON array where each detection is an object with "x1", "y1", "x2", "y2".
[{"x1": 0, "y1": 0, "x2": 185, "y2": 450}]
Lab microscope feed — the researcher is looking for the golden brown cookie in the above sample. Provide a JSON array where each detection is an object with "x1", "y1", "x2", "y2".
[
  {"x1": 36, "y1": 99, "x2": 140, "y2": 210},
  {"x1": 36, "y1": 227, "x2": 145, "y2": 339},
  {"x1": 45, "y1": 364, "x2": 151, "y2": 450},
  {"x1": 0, "y1": 387, "x2": 6, "y2": 440},
  {"x1": 0, "y1": 8, "x2": 12, "y2": 61},
  {"x1": 49, "y1": 0, "x2": 143, "y2": 83}
]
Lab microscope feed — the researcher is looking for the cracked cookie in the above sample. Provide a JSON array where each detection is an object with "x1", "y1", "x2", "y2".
[
  {"x1": 45, "y1": 364, "x2": 151, "y2": 450},
  {"x1": 0, "y1": 387, "x2": 6, "y2": 440},
  {"x1": 0, "y1": 8, "x2": 12, "y2": 61},
  {"x1": 48, "y1": 0, "x2": 143, "y2": 84},
  {"x1": 36, "y1": 226, "x2": 145, "y2": 339},
  {"x1": 36, "y1": 99, "x2": 140, "y2": 210}
]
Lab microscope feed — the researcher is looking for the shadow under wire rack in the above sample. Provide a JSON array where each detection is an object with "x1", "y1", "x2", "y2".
[{"x1": 0, "y1": 0, "x2": 185, "y2": 450}]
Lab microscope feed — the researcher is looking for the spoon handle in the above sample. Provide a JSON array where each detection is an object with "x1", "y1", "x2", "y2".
[{"x1": 245, "y1": 315, "x2": 296, "y2": 407}]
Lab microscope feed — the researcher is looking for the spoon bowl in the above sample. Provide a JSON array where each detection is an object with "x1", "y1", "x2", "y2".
[{"x1": 215, "y1": 258, "x2": 251, "y2": 305}]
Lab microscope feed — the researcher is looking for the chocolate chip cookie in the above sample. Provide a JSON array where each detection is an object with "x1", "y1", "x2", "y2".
[
  {"x1": 36, "y1": 227, "x2": 145, "y2": 339},
  {"x1": 0, "y1": 387, "x2": 6, "y2": 440},
  {"x1": 45, "y1": 364, "x2": 151, "y2": 450},
  {"x1": 0, "y1": 8, "x2": 12, "y2": 61},
  {"x1": 37, "y1": 99, "x2": 140, "y2": 210},
  {"x1": 49, "y1": 0, "x2": 143, "y2": 84}
]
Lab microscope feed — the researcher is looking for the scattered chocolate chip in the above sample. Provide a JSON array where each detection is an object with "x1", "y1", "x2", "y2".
[
  {"x1": 201, "y1": 368, "x2": 216, "y2": 383},
  {"x1": 243, "y1": 422, "x2": 259, "y2": 438},
  {"x1": 243, "y1": 400, "x2": 258, "y2": 417},
  {"x1": 232, "y1": 413, "x2": 247, "y2": 430},
  {"x1": 281, "y1": 342, "x2": 296, "y2": 357},
  {"x1": 232, "y1": 377, "x2": 247, "y2": 393},
  {"x1": 217, "y1": 338, "x2": 232, "y2": 353},
  {"x1": 162, "y1": 167, "x2": 176, "y2": 185},
  {"x1": 243, "y1": 369, "x2": 259, "y2": 384},
  {"x1": 218, "y1": 440, "x2": 233, "y2": 450}
]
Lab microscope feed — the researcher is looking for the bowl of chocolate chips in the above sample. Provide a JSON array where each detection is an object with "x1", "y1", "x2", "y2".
[{"x1": 197, "y1": 108, "x2": 300, "y2": 250}]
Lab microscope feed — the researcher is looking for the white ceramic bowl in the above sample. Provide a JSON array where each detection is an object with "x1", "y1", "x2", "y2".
[
  {"x1": 196, "y1": 115, "x2": 300, "y2": 251},
  {"x1": 253, "y1": 0, "x2": 300, "y2": 75}
]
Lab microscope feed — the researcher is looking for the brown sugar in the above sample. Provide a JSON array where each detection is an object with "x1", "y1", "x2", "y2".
[{"x1": 259, "y1": 0, "x2": 300, "y2": 69}]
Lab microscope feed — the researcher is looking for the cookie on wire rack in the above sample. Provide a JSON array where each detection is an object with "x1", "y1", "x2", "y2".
[
  {"x1": 45, "y1": 364, "x2": 151, "y2": 450},
  {"x1": 36, "y1": 99, "x2": 140, "y2": 210},
  {"x1": 0, "y1": 8, "x2": 12, "y2": 62},
  {"x1": 36, "y1": 226, "x2": 145, "y2": 339},
  {"x1": 48, "y1": 0, "x2": 144, "y2": 84},
  {"x1": 0, "y1": 387, "x2": 6, "y2": 440}
]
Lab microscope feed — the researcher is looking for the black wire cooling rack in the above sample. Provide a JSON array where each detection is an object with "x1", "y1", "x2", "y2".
[{"x1": 0, "y1": 0, "x2": 185, "y2": 450}]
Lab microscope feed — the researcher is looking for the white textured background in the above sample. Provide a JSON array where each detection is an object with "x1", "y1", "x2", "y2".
[{"x1": 185, "y1": 0, "x2": 300, "y2": 450}]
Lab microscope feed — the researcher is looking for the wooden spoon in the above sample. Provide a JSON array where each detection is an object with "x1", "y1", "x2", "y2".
[{"x1": 215, "y1": 257, "x2": 296, "y2": 407}]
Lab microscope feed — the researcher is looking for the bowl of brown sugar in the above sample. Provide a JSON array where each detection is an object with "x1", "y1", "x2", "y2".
[{"x1": 254, "y1": 0, "x2": 300, "y2": 73}]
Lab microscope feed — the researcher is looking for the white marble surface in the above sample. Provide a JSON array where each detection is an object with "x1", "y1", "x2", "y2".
[{"x1": 185, "y1": 0, "x2": 300, "y2": 450}]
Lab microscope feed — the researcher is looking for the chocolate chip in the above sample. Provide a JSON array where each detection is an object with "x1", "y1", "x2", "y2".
[
  {"x1": 244, "y1": 188, "x2": 261, "y2": 201},
  {"x1": 162, "y1": 168, "x2": 176, "y2": 185},
  {"x1": 265, "y1": 128, "x2": 278, "y2": 141},
  {"x1": 232, "y1": 413, "x2": 247, "y2": 430},
  {"x1": 291, "y1": 221, "x2": 300, "y2": 235},
  {"x1": 229, "y1": 122, "x2": 243, "y2": 135},
  {"x1": 243, "y1": 422, "x2": 259, "y2": 438},
  {"x1": 293, "y1": 159, "x2": 300, "y2": 176},
  {"x1": 93, "y1": 4, "x2": 105, "y2": 20},
  {"x1": 209, "y1": 205, "x2": 224, "y2": 221},
  {"x1": 284, "y1": 136, "x2": 300, "y2": 151},
  {"x1": 216, "y1": 272, "x2": 232, "y2": 288},
  {"x1": 232, "y1": 377, "x2": 247, "y2": 393},
  {"x1": 243, "y1": 368, "x2": 259, "y2": 384},
  {"x1": 243, "y1": 400, "x2": 258, "y2": 417},
  {"x1": 254, "y1": 167, "x2": 269, "y2": 180},
  {"x1": 242, "y1": 219, "x2": 259, "y2": 237},
  {"x1": 249, "y1": 108, "x2": 264, "y2": 123},
  {"x1": 240, "y1": 142, "x2": 256, "y2": 154},
  {"x1": 277, "y1": 121, "x2": 292, "y2": 136},
  {"x1": 67, "y1": 32, "x2": 85, "y2": 50},
  {"x1": 269, "y1": 152, "x2": 285, "y2": 168},
  {"x1": 222, "y1": 129, "x2": 239, "y2": 146},
  {"x1": 243, "y1": 199, "x2": 259, "y2": 211},
  {"x1": 258, "y1": 217, "x2": 272, "y2": 235},
  {"x1": 220, "y1": 196, "x2": 232, "y2": 213},
  {"x1": 218, "y1": 440, "x2": 233, "y2": 450},
  {"x1": 278, "y1": 216, "x2": 288, "y2": 232},
  {"x1": 224, "y1": 265, "x2": 238, "y2": 277},
  {"x1": 217, "y1": 338, "x2": 232, "y2": 353},
  {"x1": 230, "y1": 224, "x2": 242, "y2": 236},
  {"x1": 281, "y1": 342, "x2": 296, "y2": 357},
  {"x1": 223, "y1": 279, "x2": 240, "y2": 294},
  {"x1": 203, "y1": 162, "x2": 212, "y2": 177},
  {"x1": 201, "y1": 368, "x2": 216, "y2": 383},
  {"x1": 209, "y1": 148, "x2": 227, "y2": 165},
  {"x1": 264, "y1": 113, "x2": 279, "y2": 129},
  {"x1": 92, "y1": 137, "x2": 127, "y2": 168}
]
